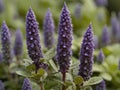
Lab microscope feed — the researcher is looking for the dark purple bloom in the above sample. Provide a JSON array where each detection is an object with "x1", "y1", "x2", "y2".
[
  {"x1": 38, "y1": 62, "x2": 48, "y2": 70},
  {"x1": 22, "y1": 78, "x2": 32, "y2": 90},
  {"x1": 78, "y1": 24, "x2": 94, "y2": 81},
  {"x1": 0, "y1": 0, "x2": 4, "y2": 13},
  {"x1": 97, "y1": 50, "x2": 104, "y2": 64},
  {"x1": 43, "y1": 9, "x2": 55, "y2": 49},
  {"x1": 56, "y1": 3, "x2": 73, "y2": 74},
  {"x1": 101, "y1": 25, "x2": 110, "y2": 46},
  {"x1": 1, "y1": 21, "x2": 12, "y2": 65},
  {"x1": 0, "y1": 80, "x2": 4, "y2": 90},
  {"x1": 94, "y1": 0, "x2": 108, "y2": 6},
  {"x1": 26, "y1": 8, "x2": 43, "y2": 63},
  {"x1": 111, "y1": 15, "x2": 120, "y2": 41},
  {"x1": 74, "y1": 3, "x2": 81, "y2": 18},
  {"x1": 0, "y1": 52, "x2": 3, "y2": 63},
  {"x1": 93, "y1": 35, "x2": 98, "y2": 49},
  {"x1": 96, "y1": 80, "x2": 106, "y2": 90},
  {"x1": 13, "y1": 29, "x2": 23, "y2": 59}
]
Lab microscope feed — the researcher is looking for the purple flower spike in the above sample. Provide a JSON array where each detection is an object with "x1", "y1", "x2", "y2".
[
  {"x1": 57, "y1": 3, "x2": 73, "y2": 74},
  {"x1": 111, "y1": 15, "x2": 120, "y2": 41},
  {"x1": 22, "y1": 78, "x2": 32, "y2": 90},
  {"x1": 0, "y1": 0, "x2": 4, "y2": 13},
  {"x1": 0, "y1": 52, "x2": 3, "y2": 63},
  {"x1": 101, "y1": 26, "x2": 110, "y2": 46},
  {"x1": 43, "y1": 9, "x2": 55, "y2": 49},
  {"x1": 94, "y1": 0, "x2": 108, "y2": 6},
  {"x1": 0, "y1": 80, "x2": 4, "y2": 90},
  {"x1": 96, "y1": 80, "x2": 106, "y2": 90},
  {"x1": 78, "y1": 24, "x2": 94, "y2": 81},
  {"x1": 1, "y1": 21, "x2": 12, "y2": 65},
  {"x1": 93, "y1": 35, "x2": 98, "y2": 49},
  {"x1": 26, "y1": 8, "x2": 43, "y2": 63},
  {"x1": 97, "y1": 50, "x2": 104, "y2": 64},
  {"x1": 14, "y1": 29, "x2": 23, "y2": 59},
  {"x1": 74, "y1": 3, "x2": 81, "y2": 18}
]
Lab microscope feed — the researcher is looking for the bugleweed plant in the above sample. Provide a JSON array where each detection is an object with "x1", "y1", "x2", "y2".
[
  {"x1": 15, "y1": 3, "x2": 103, "y2": 90},
  {"x1": 0, "y1": 2, "x2": 104, "y2": 90}
]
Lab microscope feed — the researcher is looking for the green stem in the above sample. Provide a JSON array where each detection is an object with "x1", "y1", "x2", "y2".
[
  {"x1": 40, "y1": 82, "x2": 45, "y2": 90},
  {"x1": 62, "y1": 72, "x2": 66, "y2": 90}
]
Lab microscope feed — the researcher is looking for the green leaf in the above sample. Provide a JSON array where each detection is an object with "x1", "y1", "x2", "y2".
[
  {"x1": 16, "y1": 69, "x2": 31, "y2": 77},
  {"x1": 23, "y1": 59, "x2": 33, "y2": 66},
  {"x1": 45, "y1": 47, "x2": 56, "y2": 61},
  {"x1": 100, "y1": 73, "x2": 112, "y2": 81},
  {"x1": 37, "y1": 68, "x2": 45, "y2": 76},
  {"x1": 74, "y1": 76, "x2": 84, "y2": 85},
  {"x1": 84, "y1": 76, "x2": 103, "y2": 86},
  {"x1": 93, "y1": 64, "x2": 104, "y2": 72},
  {"x1": 31, "y1": 68, "x2": 46, "y2": 80},
  {"x1": 66, "y1": 73, "x2": 73, "y2": 81},
  {"x1": 49, "y1": 60, "x2": 58, "y2": 72},
  {"x1": 102, "y1": 47, "x2": 112, "y2": 56},
  {"x1": 26, "y1": 64, "x2": 36, "y2": 71}
]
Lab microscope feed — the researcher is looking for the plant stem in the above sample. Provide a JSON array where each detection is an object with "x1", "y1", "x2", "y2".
[
  {"x1": 40, "y1": 82, "x2": 45, "y2": 90},
  {"x1": 62, "y1": 72, "x2": 66, "y2": 90}
]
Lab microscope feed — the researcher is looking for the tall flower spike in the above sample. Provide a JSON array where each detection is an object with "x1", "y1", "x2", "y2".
[
  {"x1": 96, "y1": 80, "x2": 106, "y2": 90},
  {"x1": 93, "y1": 35, "x2": 98, "y2": 49},
  {"x1": 0, "y1": 0, "x2": 4, "y2": 13},
  {"x1": 0, "y1": 52, "x2": 3, "y2": 63},
  {"x1": 101, "y1": 26, "x2": 110, "y2": 47},
  {"x1": 43, "y1": 9, "x2": 55, "y2": 49},
  {"x1": 74, "y1": 3, "x2": 81, "y2": 18},
  {"x1": 111, "y1": 15, "x2": 120, "y2": 41},
  {"x1": 22, "y1": 78, "x2": 32, "y2": 90},
  {"x1": 97, "y1": 49, "x2": 105, "y2": 64},
  {"x1": 78, "y1": 24, "x2": 94, "y2": 81},
  {"x1": 26, "y1": 8, "x2": 43, "y2": 63},
  {"x1": 1, "y1": 22, "x2": 12, "y2": 65},
  {"x1": 57, "y1": 3, "x2": 73, "y2": 74},
  {"x1": 13, "y1": 29, "x2": 23, "y2": 59},
  {"x1": 94, "y1": 0, "x2": 108, "y2": 6},
  {"x1": 0, "y1": 80, "x2": 4, "y2": 90}
]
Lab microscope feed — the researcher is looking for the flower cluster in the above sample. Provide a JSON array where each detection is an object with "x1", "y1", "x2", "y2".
[
  {"x1": 97, "y1": 50, "x2": 105, "y2": 64},
  {"x1": 94, "y1": 0, "x2": 108, "y2": 6},
  {"x1": 43, "y1": 9, "x2": 55, "y2": 49},
  {"x1": 56, "y1": 3, "x2": 73, "y2": 74},
  {"x1": 14, "y1": 29, "x2": 23, "y2": 59},
  {"x1": 78, "y1": 24, "x2": 94, "y2": 81},
  {"x1": 1, "y1": 22, "x2": 12, "y2": 65},
  {"x1": 26, "y1": 8, "x2": 43, "y2": 63},
  {"x1": 101, "y1": 25, "x2": 110, "y2": 46},
  {"x1": 96, "y1": 80, "x2": 106, "y2": 90},
  {"x1": 22, "y1": 78, "x2": 32, "y2": 90}
]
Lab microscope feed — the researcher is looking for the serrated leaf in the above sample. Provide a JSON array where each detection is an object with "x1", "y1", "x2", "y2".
[
  {"x1": 84, "y1": 76, "x2": 103, "y2": 86},
  {"x1": 74, "y1": 76, "x2": 84, "y2": 85},
  {"x1": 100, "y1": 73, "x2": 112, "y2": 81},
  {"x1": 45, "y1": 47, "x2": 55, "y2": 61}
]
